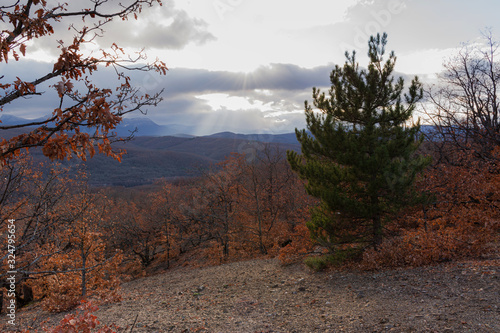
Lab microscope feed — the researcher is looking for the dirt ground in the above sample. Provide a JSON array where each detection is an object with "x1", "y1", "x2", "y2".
[{"x1": 8, "y1": 257, "x2": 500, "y2": 332}]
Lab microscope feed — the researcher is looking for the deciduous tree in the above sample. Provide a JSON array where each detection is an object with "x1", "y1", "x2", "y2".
[
  {"x1": 240, "y1": 144, "x2": 300, "y2": 254},
  {"x1": 425, "y1": 31, "x2": 500, "y2": 162},
  {"x1": 149, "y1": 182, "x2": 183, "y2": 269},
  {"x1": 106, "y1": 198, "x2": 162, "y2": 268},
  {"x1": 0, "y1": 156, "x2": 73, "y2": 310},
  {"x1": 196, "y1": 154, "x2": 244, "y2": 259},
  {"x1": 0, "y1": 0, "x2": 167, "y2": 163}
]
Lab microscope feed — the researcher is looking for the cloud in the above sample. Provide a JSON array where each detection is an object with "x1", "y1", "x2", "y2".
[
  {"x1": 150, "y1": 63, "x2": 332, "y2": 98},
  {"x1": 141, "y1": 63, "x2": 336, "y2": 134},
  {"x1": 300, "y1": 0, "x2": 500, "y2": 70},
  {"x1": 23, "y1": 0, "x2": 215, "y2": 59},
  {"x1": 129, "y1": 60, "x2": 424, "y2": 134},
  {"x1": 0, "y1": 59, "x2": 319, "y2": 133},
  {"x1": 342, "y1": 0, "x2": 498, "y2": 51},
  {"x1": 103, "y1": 3, "x2": 216, "y2": 50},
  {"x1": 1, "y1": 57, "x2": 421, "y2": 135}
]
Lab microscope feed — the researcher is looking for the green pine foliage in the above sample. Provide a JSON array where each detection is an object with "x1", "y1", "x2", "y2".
[{"x1": 287, "y1": 33, "x2": 431, "y2": 251}]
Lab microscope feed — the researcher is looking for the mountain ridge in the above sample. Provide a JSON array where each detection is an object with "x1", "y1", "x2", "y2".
[
  {"x1": 80, "y1": 134, "x2": 301, "y2": 187},
  {"x1": 1, "y1": 115, "x2": 437, "y2": 187}
]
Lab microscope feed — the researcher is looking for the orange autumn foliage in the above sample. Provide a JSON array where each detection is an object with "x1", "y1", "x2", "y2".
[
  {"x1": 183, "y1": 150, "x2": 315, "y2": 265},
  {"x1": 0, "y1": 159, "x2": 123, "y2": 313},
  {"x1": 31, "y1": 191, "x2": 122, "y2": 312},
  {"x1": 360, "y1": 148, "x2": 500, "y2": 269},
  {"x1": 21, "y1": 300, "x2": 118, "y2": 333},
  {"x1": 0, "y1": 0, "x2": 167, "y2": 164},
  {"x1": 278, "y1": 222, "x2": 315, "y2": 265}
]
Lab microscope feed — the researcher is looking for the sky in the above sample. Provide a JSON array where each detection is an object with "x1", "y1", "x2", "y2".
[{"x1": 2, "y1": 0, "x2": 500, "y2": 135}]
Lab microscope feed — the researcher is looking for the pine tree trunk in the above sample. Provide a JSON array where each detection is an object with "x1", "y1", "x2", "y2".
[
  {"x1": 373, "y1": 214, "x2": 382, "y2": 250},
  {"x1": 371, "y1": 192, "x2": 382, "y2": 250}
]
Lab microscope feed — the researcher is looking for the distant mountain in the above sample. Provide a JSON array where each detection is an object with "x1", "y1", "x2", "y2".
[
  {"x1": 1, "y1": 115, "x2": 439, "y2": 187},
  {"x1": 81, "y1": 135, "x2": 301, "y2": 187},
  {"x1": 206, "y1": 131, "x2": 299, "y2": 145},
  {"x1": 1, "y1": 115, "x2": 437, "y2": 140},
  {"x1": 115, "y1": 118, "x2": 196, "y2": 137},
  {"x1": 115, "y1": 117, "x2": 164, "y2": 137},
  {"x1": 0, "y1": 114, "x2": 31, "y2": 125},
  {"x1": 0, "y1": 115, "x2": 196, "y2": 137},
  {"x1": 1, "y1": 115, "x2": 303, "y2": 187}
]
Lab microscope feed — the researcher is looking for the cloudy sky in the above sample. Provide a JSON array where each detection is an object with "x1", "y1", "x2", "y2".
[{"x1": 3, "y1": 0, "x2": 500, "y2": 135}]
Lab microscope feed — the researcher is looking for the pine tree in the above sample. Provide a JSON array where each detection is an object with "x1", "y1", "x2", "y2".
[{"x1": 287, "y1": 33, "x2": 430, "y2": 251}]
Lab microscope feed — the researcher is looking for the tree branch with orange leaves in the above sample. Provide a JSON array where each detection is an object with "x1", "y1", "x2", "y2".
[{"x1": 0, "y1": 0, "x2": 167, "y2": 163}]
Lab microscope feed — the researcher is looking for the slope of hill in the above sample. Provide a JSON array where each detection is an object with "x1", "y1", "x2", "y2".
[
  {"x1": 81, "y1": 135, "x2": 300, "y2": 187},
  {"x1": 113, "y1": 118, "x2": 196, "y2": 137},
  {"x1": 12, "y1": 257, "x2": 500, "y2": 332},
  {"x1": 0, "y1": 115, "x2": 196, "y2": 138},
  {"x1": 0, "y1": 115, "x2": 302, "y2": 186},
  {"x1": 1, "y1": 116, "x2": 443, "y2": 187},
  {"x1": 206, "y1": 131, "x2": 300, "y2": 145}
]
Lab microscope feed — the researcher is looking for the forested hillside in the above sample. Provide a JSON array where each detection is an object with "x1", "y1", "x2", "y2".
[{"x1": 82, "y1": 135, "x2": 300, "y2": 186}]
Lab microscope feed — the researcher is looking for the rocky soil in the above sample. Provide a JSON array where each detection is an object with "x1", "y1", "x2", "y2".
[{"x1": 10, "y1": 257, "x2": 500, "y2": 332}]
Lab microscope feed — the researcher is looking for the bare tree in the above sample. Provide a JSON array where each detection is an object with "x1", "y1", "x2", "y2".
[
  {"x1": 240, "y1": 144, "x2": 296, "y2": 254},
  {"x1": 195, "y1": 156, "x2": 243, "y2": 258},
  {"x1": 424, "y1": 31, "x2": 500, "y2": 162}
]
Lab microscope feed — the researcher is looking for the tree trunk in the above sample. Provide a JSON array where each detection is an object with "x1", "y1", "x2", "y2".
[
  {"x1": 81, "y1": 253, "x2": 87, "y2": 297},
  {"x1": 373, "y1": 214, "x2": 382, "y2": 250}
]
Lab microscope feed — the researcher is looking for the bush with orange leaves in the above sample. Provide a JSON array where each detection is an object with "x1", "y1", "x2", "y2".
[
  {"x1": 19, "y1": 300, "x2": 118, "y2": 333},
  {"x1": 33, "y1": 238, "x2": 123, "y2": 313},
  {"x1": 278, "y1": 221, "x2": 316, "y2": 265},
  {"x1": 30, "y1": 191, "x2": 123, "y2": 313},
  {"x1": 360, "y1": 148, "x2": 500, "y2": 269}
]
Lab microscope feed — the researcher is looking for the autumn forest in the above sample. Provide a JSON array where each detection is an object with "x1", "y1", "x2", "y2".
[{"x1": 0, "y1": 1, "x2": 499, "y2": 332}]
